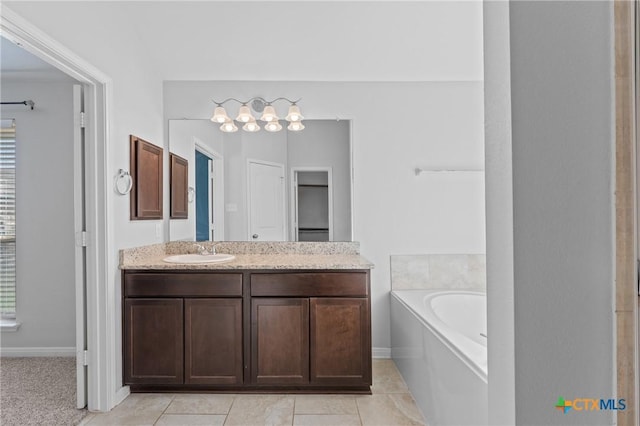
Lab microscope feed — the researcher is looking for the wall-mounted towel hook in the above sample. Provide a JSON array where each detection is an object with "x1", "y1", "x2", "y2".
[{"x1": 114, "y1": 169, "x2": 133, "y2": 195}]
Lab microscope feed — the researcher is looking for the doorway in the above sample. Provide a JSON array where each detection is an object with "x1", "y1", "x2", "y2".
[
  {"x1": 0, "y1": 36, "x2": 89, "y2": 408},
  {"x1": 291, "y1": 168, "x2": 333, "y2": 242},
  {"x1": 195, "y1": 150, "x2": 214, "y2": 241},
  {"x1": 0, "y1": 10, "x2": 111, "y2": 412}
]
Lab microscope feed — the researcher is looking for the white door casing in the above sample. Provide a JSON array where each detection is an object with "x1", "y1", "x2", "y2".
[
  {"x1": 247, "y1": 160, "x2": 286, "y2": 241},
  {"x1": 73, "y1": 84, "x2": 87, "y2": 409}
]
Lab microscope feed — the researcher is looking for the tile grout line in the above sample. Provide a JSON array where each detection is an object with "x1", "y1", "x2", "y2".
[
  {"x1": 355, "y1": 393, "x2": 364, "y2": 426},
  {"x1": 222, "y1": 394, "x2": 237, "y2": 425},
  {"x1": 152, "y1": 393, "x2": 176, "y2": 425},
  {"x1": 291, "y1": 394, "x2": 296, "y2": 426}
]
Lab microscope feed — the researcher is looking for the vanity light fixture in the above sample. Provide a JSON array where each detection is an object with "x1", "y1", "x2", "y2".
[{"x1": 210, "y1": 97, "x2": 304, "y2": 133}]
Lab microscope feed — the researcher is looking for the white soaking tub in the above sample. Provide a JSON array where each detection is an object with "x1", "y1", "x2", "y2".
[{"x1": 391, "y1": 290, "x2": 488, "y2": 426}]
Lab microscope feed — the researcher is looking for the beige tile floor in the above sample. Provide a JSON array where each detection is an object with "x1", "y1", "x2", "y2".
[{"x1": 80, "y1": 360, "x2": 425, "y2": 426}]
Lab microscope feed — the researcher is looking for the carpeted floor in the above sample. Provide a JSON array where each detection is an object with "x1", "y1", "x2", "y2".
[{"x1": 0, "y1": 357, "x2": 88, "y2": 425}]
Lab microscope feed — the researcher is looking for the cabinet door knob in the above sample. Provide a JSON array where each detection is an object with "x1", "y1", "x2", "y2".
[{"x1": 252, "y1": 234, "x2": 259, "y2": 239}]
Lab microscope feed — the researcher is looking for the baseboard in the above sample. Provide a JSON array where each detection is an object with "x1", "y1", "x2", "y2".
[
  {"x1": 373, "y1": 347, "x2": 391, "y2": 359},
  {"x1": 0, "y1": 346, "x2": 75, "y2": 357},
  {"x1": 113, "y1": 386, "x2": 130, "y2": 408}
]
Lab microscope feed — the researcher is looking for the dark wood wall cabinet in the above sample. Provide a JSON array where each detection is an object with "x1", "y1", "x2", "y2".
[
  {"x1": 169, "y1": 153, "x2": 188, "y2": 219},
  {"x1": 122, "y1": 269, "x2": 372, "y2": 393},
  {"x1": 130, "y1": 135, "x2": 163, "y2": 220}
]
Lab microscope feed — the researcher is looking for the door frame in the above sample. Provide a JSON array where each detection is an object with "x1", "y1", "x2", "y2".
[
  {"x1": 194, "y1": 141, "x2": 224, "y2": 241},
  {"x1": 0, "y1": 7, "x2": 115, "y2": 412},
  {"x1": 246, "y1": 158, "x2": 286, "y2": 241},
  {"x1": 72, "y1": 84, "x2": 86, "y2": 408},
  {"x1": 290, "y1": 167, "x2": 334, "y2": 242},
  {"x1": 615, "y1": 1, "x2": 639, "y2": 423}
]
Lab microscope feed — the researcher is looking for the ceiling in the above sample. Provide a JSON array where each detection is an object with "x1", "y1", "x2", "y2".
[{"x1": 3, "y1": 1, "x2": 483, "y2": 82}]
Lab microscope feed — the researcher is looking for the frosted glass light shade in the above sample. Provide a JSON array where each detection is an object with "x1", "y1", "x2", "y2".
[
  {"x1": 243, "y1": 118, "x2": 260, "y2": 132},
  {"x1": 211, "y1": 106, "x2": 230, "y2": 123},
  {"x1": 287, "y1": 121, "x2": 305, "y2": 131},
  {"x1": 260, "y1": 105, "x2": 279, "y2": 122},
  {"x1": 285, "y1": 104, "x2": 304, "y2": 122},
  {"x1": 264, "y1": 120, "x2": 283, "y2": 132},
  {"x1": 220, "y1": 121, "x2": 238, "y2": 132},
  {"x1": 236, "y1": 105, "x2": 253, "y2": 123}
]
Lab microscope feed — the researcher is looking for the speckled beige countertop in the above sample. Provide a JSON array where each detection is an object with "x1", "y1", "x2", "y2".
[{"x1": 119, "y1": 241, "x2": 374, "y2": 270}]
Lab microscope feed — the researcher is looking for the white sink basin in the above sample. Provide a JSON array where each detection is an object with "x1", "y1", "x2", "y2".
[{"x1": 163, "y1": 253, "x2": 236, "y2": 264}]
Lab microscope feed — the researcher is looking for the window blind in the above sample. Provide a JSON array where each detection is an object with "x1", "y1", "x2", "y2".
[{"x1": 0, "y1": 120, "x2": 16, "y2": 316}]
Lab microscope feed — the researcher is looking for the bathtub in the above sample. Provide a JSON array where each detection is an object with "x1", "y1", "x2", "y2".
[{"x1": 391, "y1": 290, "x2": 488, "y2": 426}]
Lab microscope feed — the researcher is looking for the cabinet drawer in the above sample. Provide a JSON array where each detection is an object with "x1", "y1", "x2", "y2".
[
  {"x1": 124, "y1": 273, "x2": 243, "y2": 297},
  {"x1": 251, "y1": 272, "x2": 368, "y2": 297}
]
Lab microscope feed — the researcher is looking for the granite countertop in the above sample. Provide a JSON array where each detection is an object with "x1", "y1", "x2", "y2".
[{"x1": 119, "y1": 241, "x2": 374, "y2": 270}]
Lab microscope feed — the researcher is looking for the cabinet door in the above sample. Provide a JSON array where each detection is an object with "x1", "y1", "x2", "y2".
[
  {"x1": 124, "y1": 298, "x2": 183, "y2": 384},
  {"x1": 310, "y1": 298, "x2": 371, "y2": 386},
  {"x1": 185, "y1": 298, "x2": 243, "y2": 385},
  {"x1": 130, "y1": 135, "x2": 163, "y2": 220},
  {"x1": 251, "y1": 298, "x2": 309, "y2": 384}
]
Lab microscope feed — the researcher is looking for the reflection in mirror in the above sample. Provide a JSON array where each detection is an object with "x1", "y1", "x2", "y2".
[{"x1": 168, "y1": 119, "x2": 352, "y2": 242}]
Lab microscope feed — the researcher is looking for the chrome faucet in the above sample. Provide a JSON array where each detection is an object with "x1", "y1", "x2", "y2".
[
  {"x1": 193, "y1": 243, "x2": 218, "y2": 255},
  {"x1": 193, "y1": 243, "x2": 209, "y2": 255}
]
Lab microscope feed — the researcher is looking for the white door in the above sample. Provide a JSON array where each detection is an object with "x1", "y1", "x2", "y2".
[
  {"x1": 72, "y1": 85, "x2": 87, "y2": 408},
  {"x1": 248, "y1": 160, "x2": 286, "y2": 241}
]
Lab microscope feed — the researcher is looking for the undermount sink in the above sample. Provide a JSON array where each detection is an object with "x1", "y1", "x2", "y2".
[{"x1": 163, "y1": 253, "x2": 236, "y2": 264}]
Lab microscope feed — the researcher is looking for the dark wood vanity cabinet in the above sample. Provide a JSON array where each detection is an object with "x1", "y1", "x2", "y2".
[
  {"x1": 123, "y1": 272, "x2": 244, "y2": 388},
  {"x1": 250, "y1": 272, "x2": 372, "y2": 389},
  {"x1": 122, "y1": 269, "x2": 371, "y2": 392}
]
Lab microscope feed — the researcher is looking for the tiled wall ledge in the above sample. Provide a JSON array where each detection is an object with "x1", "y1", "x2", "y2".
[
  {"x1": 390, "y1": 254, "x2": 486, "y2": 291},
  {"x1": 120, "y1": 241, "x2": 361, "y2": 265}
]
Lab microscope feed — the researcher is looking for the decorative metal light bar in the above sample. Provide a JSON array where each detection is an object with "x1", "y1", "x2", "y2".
[{"x1": 210, "y1": 97, "x2": 304, "y2": 133}]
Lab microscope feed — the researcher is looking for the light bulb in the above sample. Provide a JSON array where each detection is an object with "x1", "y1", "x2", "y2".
[
  {"x1": 265, "y1": 121, "x2": 283, "y2": 132},
  {"x1": 260, "y1": 105, "x2": 279, "y2": 122},
  {"x1": 287, "y1": 121, "x2": 305, "y2": 131},
  {"x1": 211, "y1": 106, "x2": 230, "y2": 123},
  {"x1": 285, "y1": 104, "x2": 304, "y2": 122},
  {"x1": 236, "y1": 105, "x2": 253, "y2": 123},
  {"x1": 243, "y1": 119, "x2": 260, "y2": 132},
  {"x1": 220, "y1": 121, "x2": 238, "y2": 132}
]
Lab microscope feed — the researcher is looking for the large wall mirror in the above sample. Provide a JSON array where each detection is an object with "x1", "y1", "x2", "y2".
[{"x1": 168, "y1": 119, "x2": 353, "y2": 242}]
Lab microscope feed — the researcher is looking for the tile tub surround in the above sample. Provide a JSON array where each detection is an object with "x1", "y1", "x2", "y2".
[
  {"x1": 120, "y1": 241, "x2": 373, "y2": 270},
  {"x1": 82, "y1": 360, "x2": 426, "y2": 426},
  {"x1": 390, "y1": 254, "x2": 486, "y2": 290}
]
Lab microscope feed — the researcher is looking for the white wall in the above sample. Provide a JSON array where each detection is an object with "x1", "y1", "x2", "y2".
[
  {"x1": 0, "y1": 77, "x2": 77, "y2": 349},
  {"x1": 486, "y1": 1, "x2": 615, "y2": 424},
  {"x1": 288, "y1": 120, "x2": 351, "y2": 241},
  {"x1": 164, "y1": 80, "x2": 486, "y2": 350}
]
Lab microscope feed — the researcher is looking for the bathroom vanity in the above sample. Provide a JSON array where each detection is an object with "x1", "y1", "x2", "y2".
[{"x1": 119, "y1": 242, "x2": 373, "y2": 393}]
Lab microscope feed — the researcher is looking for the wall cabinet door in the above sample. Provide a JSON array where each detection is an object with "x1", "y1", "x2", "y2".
[
  {"x1": 185, "y1": 298, "x2": 243, "y2": 385},
  {"x1": 124, "y1": 298, "x2": 183, "y2": 384},
  {"x1": 251, "y1": 298, "x2": 309, "y2": 384},
  {"x1": 310, "y1": 298, "x2": 371, "y2": 386}
]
